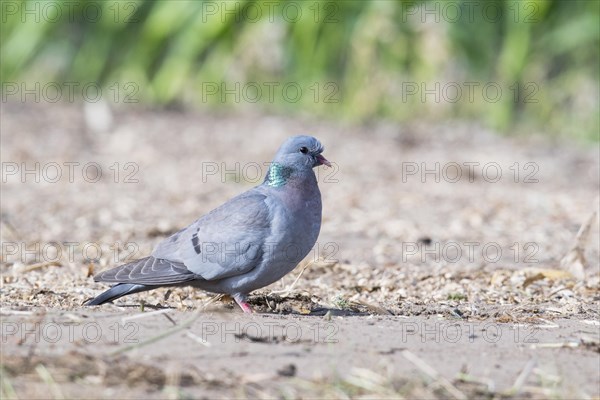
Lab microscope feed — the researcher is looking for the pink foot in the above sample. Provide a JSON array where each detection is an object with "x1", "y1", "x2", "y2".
[
  {"x1": 234, "y1": 295, "x2": 253, "y2": 313},
  {"x1": 238, "y1": 301, "x2": 253, "y2": 313}
]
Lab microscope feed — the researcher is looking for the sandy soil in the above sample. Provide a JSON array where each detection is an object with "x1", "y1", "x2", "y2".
[{"x1": 1, "y1": 102, "x2": 599, "y2": 399}]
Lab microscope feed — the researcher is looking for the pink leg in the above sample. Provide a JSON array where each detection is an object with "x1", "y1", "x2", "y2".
[{"x1": 234, "y1": 294, "x2": 253, "y2": 313}]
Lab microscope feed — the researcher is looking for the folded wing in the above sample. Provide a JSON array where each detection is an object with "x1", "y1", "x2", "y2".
[{"x1": 152, "y1": 190, "x2": 272, "y2": 281}]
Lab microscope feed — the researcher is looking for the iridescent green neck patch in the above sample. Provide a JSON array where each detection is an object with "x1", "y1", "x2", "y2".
[{"x1": 265, "y1": 163, "x2": 292, "y2": 187}]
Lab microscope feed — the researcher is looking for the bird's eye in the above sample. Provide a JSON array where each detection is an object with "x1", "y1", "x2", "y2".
[{"x1": 299, "y1": 147, "x2": 309, "y2": 154}]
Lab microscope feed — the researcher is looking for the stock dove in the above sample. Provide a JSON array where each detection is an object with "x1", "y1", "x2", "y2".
[{"x1": 87, "y1": 135, "x2": 330, "y2": 312}]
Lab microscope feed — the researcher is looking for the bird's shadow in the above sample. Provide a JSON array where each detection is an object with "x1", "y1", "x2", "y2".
[
  {"x1": 84, "y1": 292, "x2": 388, "y2": 317},
  {"x1": 88, "y1": 303, "x2": 375, "y2": 317},
  {"x1": 294, "y1": 307, "x2": 371, "y2": 317}
]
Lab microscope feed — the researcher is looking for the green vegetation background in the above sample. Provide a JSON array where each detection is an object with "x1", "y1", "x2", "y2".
[{"x1": 1, "y1": 0, "x2": 599, "y2": 141}]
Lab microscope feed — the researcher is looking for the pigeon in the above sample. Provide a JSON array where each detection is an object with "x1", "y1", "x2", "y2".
[{"x1": 86, "y1": 135, "x2": 330, "y2": 313}]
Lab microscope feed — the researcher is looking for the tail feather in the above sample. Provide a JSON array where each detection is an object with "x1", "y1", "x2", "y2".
[
  {"x1": 94, "y1": 256, "x2": 197, "y2": 285},
  {"x1": 86, "y1": 283, "x2": 150, "y2": 305},
  {"x1": 87, "y1": 256, "x2": 199, "y2": 306}
]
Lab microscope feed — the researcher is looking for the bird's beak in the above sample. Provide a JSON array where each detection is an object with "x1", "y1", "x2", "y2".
[{"x1": 315, "y1": 153, "x2": 331, "y2": 167}]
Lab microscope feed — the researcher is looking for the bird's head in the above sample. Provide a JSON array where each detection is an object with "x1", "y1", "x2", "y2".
[{"x1": 272, "y1": 135, "x2": 331, "y2": 170}]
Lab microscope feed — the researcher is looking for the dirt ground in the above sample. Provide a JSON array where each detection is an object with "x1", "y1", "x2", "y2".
[{"x1": 1, "y1": 102, "x2": 599, "y2": 399}]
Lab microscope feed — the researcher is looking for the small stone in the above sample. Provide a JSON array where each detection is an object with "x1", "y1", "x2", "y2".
[{"x1": 277, "y1": 363, "x2": 297, "y2": 377}]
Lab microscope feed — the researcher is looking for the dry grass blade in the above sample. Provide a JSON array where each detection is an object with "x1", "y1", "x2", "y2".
[
  {"x1": 0, "y1": 217, "x2": 21, "y2": 241},
  {"x1": 184, "y1": 331, "x2": 211, "y2": 347},
  {"x1": 456, "y1": 372, "x2": 495, "y2": 393},
  {"x1": 268, "y1": 260, "x2": 315, "y2": 297},
  {"x1": 121, "y1": 308, "x2": 172, "y2": 323},
  {"x1": 0, "y1": 309, "x2": 33, "y2": 316},
  {"x1": 560, "y1": 210, "x2": 598, "y2": 281},
  {"x1": 109, "y1": 295, "x2": 223, "y2": 356},
  {"x1": 401, "y1": 350, "x2": 467, "y2": 400},
  {"x1": 581, "y1": 320, "x2": 600, "y2": 326},
  {"x1": 203, "y1": 293, "x2": 225, "y2": 309},
  {"x1": 343, "y1": 368, "x2": 400, "y2": 398},
  {"x1": 529, "y1": 342, "x2": 579, "y2": 349},
  {"x1": 504, "y1": 358, "x2": 537, "y2": 396},
  {"x1": 353, "y1": 299, "x2": 392, "y2": 315},
  {"x1": 22, "y1": 261, "x2": 62, "y2": 273},
  {"x1": 109, "y1": 311, "x2": 201, "y2": 356},
  {"x1": 35, "y1": 364, "x2": 64, "y2": 400},
  {"x1": 0, "y1": 368, "x2": 19, "y2": 400}
]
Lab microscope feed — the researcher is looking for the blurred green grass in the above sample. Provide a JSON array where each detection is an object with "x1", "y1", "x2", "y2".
[{"x1": 1, "y1": 0, "x2": 598, "y2": 141}]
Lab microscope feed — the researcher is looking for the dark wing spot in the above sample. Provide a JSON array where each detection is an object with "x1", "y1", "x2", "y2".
[{"x1": 191, "y1": 233, "x2": 201, "y2": 254}]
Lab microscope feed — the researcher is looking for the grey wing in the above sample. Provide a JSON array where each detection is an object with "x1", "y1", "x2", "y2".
[
  {"x1": 94, "y1": 256, "x2": 198, "y2": 285},
  {"x1": 152, "y1": 190, "x2": 271, "y2": 280}
]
